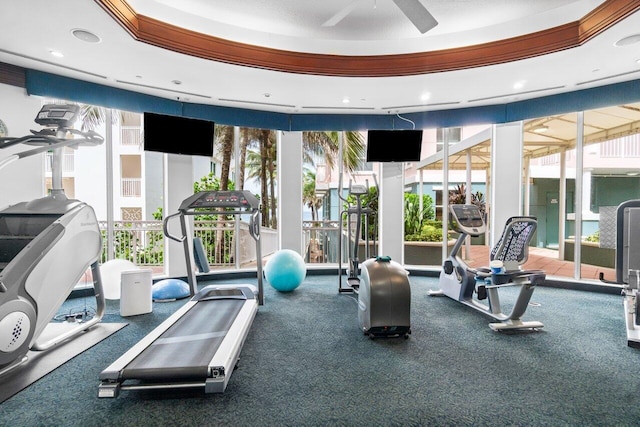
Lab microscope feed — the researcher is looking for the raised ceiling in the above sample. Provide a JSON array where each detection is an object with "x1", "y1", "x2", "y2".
[{"x1": 0, "y1": 0, "x2": 640, "y2": 115}]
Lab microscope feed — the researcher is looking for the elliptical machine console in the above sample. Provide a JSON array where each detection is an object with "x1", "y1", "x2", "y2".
[
  {"x1": 429, "y1": 204, "x2": 545, "y2": 331},
  {"x1": 0, "y1": 104, "x2": 105, "y2": 376}
]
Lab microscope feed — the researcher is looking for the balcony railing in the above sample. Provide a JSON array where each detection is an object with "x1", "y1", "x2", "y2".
[
  {"x1": 121, "y1": 178, "x2": 141, "y2": 197},
  {"x1": 601, "y1": 134, "x2": 640, "y2": 158},
  {"x1": 121, "y1": 126, "x2": 142, "y2": 146},
  {"x1": 45, "y1": 152, "x2": 74, "y2": 174},
  {"x1": 96, "y1": 218, "x2": 353, "y2": 279},
  {"x1": 99, "y1": 219, "x2": 278, "y2": 275},
  {"x1": 303, "y1": 220, "x2": 341, "y2": 264}
]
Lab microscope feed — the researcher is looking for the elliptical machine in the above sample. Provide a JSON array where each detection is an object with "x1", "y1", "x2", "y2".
[
  {"x1": 0, "y1": 104, "x2": 105, "y2": 376},
  {"x1": 599, "y1": 200, "x2": 640, "y2": 348},
  {"x1": 429, "y1": 204, "x2": 545, "y2": 331},
  {"x1": 337, "y1": 174, "x2": 411, "y2": 339},
  {"x1": 338, "y1": 178, "x2": 376, "y2": 293}
]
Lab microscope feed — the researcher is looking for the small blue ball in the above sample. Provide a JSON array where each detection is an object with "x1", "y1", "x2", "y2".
[
  {"x1": 152, "y1": 278, "x2": 190, "y2": 301},
  {"x1": 264, "y1": 249, "x2": 306, "y2": 292}
]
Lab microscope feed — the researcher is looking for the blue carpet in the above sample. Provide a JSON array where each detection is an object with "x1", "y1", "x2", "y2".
[{"x1": 1, "y1": 274, "x2": 639, "y2": 426}]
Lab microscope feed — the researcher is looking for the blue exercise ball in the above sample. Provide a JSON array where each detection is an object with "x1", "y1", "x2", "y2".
[
  {"x1": 152, "y1": 278, "x2": 190, "y2": 301},
  {"x1": 264, "y1": 249, "x2": 306, "y2": 292}
]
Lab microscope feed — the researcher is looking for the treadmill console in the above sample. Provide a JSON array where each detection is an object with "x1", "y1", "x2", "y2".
[
  {"x1": 185, "y1": 191, "x2": 260, "y2": 211},
  {"x1": 449, "y1": 204, "x2": 486, "y2": 236}
]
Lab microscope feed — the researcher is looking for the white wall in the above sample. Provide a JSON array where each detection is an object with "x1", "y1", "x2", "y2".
[
  {"x1": 0, "y1": 84, "x2": 44, "y2": 208},
  {"x1": 379, "y1": 162, "x2": 405, "y2": 263},
  {"x1": 277, "y1": 131, "x2": 303, "y2": 254},
  {"x1": 490, "y1": 122, "x2": 523, "y2": 246},
  {"x1": 73, "y1": 123, "x2": 108, "y2": 219}
]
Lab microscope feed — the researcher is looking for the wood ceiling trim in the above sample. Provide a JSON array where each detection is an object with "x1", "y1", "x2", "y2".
[
  {"x1": 95, "y1": 0, "x2": 640, "y2": 78},
  {"x1": 0, "y1": 62, "x2": 26, "y2": 88}
]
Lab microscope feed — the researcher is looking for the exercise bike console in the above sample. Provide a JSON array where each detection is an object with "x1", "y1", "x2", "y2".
[{"x1": 449, "y1": 205, "x2": 485, "y2": 236}]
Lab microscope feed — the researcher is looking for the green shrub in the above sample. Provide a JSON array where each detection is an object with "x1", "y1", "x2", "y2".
[
  {"x1": 404, "y1": 193, "x2": 435, "y2": 237},
  {"x1": 584, "y1": 230, "x2": 600, "y2": 243},
  {"x1": 405, "y1": 220, "x2": 444, "y2": 242}
]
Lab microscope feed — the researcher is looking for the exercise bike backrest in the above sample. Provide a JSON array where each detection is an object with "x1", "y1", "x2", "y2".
[
  {"x1": 449, "y1": 204, "x2": 537, "y2": 271},
  {"x1": 490, "y1": 216, "x2": 537, "y2": 270}
]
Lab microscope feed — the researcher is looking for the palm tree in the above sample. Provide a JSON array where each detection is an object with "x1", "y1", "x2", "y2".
[
  {"x1": 225, "y1": 129, "x2": 366, "y2": 230},
  {"x1": 244, "y1": 129, "x2": 277, "y2": 228},
  {"x1": 214, "y1": 124, "x2": 234, "y2": 191},
  {"x1": 303, "y1": 131, "x2": 366, "y2": 173},
  {"x1": 303, "y1": 170, "x2": 322, "y2": 222},
  {"x1": 303, "y1": 169, "x2": 324, "y2": 262}
]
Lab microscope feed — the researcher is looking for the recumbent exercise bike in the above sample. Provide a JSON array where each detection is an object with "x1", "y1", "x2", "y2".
[{"x1": 429, "y1": 204, "x2": 545, "y2": 331}]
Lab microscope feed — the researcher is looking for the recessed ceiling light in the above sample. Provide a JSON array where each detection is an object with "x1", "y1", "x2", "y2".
[
  {"x1": 342, "y1": 97, "x2": 350, "y2": 104},
  {"x1": 421, "y1": 92, "x2": 431, "y2": 102},
  {"x1": 264, "y1": 93, "x2": 271, "y2": 98},
  {"x1": 513, "y1": 80, "x2": 526, "y2": 90},
  {"x1": 71, "y1": 29, "x2": 101, "y2": 43},
  {"x1": 171, "y1": 80, "x2": 182, "y2": 85},
  {"x1": 49, "y1": 50, "x2": 64, "y2": 58},
  {"x1": 614, "y1": 34, "x2": 640, "y2": 47},
  {"x1": 532, "y1": 124, "x2": 549, "y2": 133}
]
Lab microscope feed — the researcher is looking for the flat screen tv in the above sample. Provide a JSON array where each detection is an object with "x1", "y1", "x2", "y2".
[
  {"x1": 366, "y1": 130, "x2": 423, "y2": 162},
  {"x1": 143, "y1": 112, "x2": 215, "y2": 156}
]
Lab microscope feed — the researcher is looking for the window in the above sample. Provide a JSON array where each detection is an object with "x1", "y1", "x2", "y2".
[{"x1": 436, "y1": 127, "x2": 461, "y2": 152}]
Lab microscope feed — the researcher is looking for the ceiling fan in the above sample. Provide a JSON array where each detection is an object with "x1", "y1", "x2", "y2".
[{"x1": 322, "y1": 0, "x2": 438, "y2": 34}]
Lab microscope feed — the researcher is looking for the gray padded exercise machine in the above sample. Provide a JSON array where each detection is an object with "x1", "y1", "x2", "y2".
[
  {"x1": 99, "y1": 190, "x2": 263, "y2": 397},
  {"x1": 599, "y1": 200, "x2": 640, "y2": 347},
  {"x1": 429, "y1": 204, "x2": 545, "y2": 331},
  {"x1": 336, "y1": 176, "x2": 411, "y2": 338},
  {"x1": 0, "y1": 104, "x2": 105, "y2": 376}
]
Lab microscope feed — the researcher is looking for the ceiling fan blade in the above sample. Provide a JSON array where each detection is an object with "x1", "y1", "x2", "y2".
[
  {"x1": 393, "y1": 0, "x2": 438, "y2": 33},
  {"x1": 322, "y1": 0, "x2": 362, "y2": 27}
]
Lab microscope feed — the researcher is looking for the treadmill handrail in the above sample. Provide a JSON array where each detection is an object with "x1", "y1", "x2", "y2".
[{"x1": 163, "y1": 212, "x2": 186, "y2": 243}]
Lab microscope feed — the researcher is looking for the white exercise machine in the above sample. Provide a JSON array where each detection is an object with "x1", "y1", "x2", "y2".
[
  {"x1": 429, "y1": 204, "x2": 545, "y2": 331},
  {"x1": 99, "y1": 190, "x2": 263, "y2": 397},
  {"x1": 0, "y1": 104, "x2": 105, "y2": 376},
  {"x1": 599, "y1": 200, "x2": 640, "y2": 348},
  {"x1": 336, "y1": 175, "x2": 411, "y2": 338}
]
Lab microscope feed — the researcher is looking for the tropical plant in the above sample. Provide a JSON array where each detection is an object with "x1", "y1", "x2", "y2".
[
  {"x1": 243, "y1": 128, "x2": 277, "y2": 228},
  {"x1": 404, "y1": 193, "x2": 435, "y2": 236},
  {"x1": 214, "y1": 124, "x2": 235, "y2": 191},
  {"x1": 584, "y1": 230, "x2": 600, "y2": 242},
  {"x1": 449, "y1": 183, "x2": 486, "y2": 216},
  {"x1": 303, "y1": 170, "x2": 322, "y2": 223},
  {"x1": 404, "y1": 220, "x2": 445, "y2": 242},
  {"x1": 303, "y1": 131, "x2": 366, "y2": 173},
  {"x1": 344, "y1": 186, "x2": 379, "y2": 240},
  {"x1": 192, "y1": 172, "x2": 238, "y2": 263}
]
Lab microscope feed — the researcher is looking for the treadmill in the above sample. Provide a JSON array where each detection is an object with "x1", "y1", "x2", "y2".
[{"x1": 98, "y1": 190, "x2": 263, "y2": 397}]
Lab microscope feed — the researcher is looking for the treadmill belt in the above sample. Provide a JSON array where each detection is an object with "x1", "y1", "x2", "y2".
[{"x1": 122, "y1": 299, "x2": 245, "y2": 380}]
